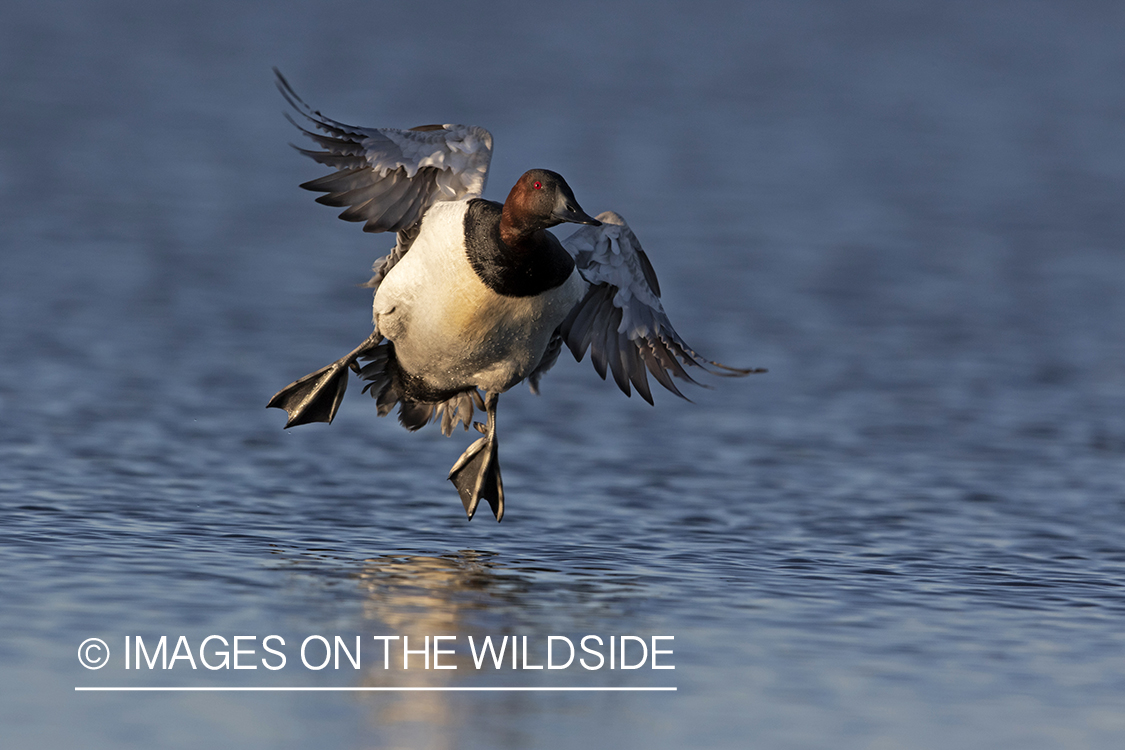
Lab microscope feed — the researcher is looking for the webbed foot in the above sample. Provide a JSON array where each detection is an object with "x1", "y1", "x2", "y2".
[
  {"x1": 447, "y1": 392, "x2": 503, "y2": 521},
  {"x1": 267, "y1": 332, "x2": 382, "y2": 427}
]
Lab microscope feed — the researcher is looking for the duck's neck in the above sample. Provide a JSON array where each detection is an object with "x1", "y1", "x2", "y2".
[
  {"x1": 465, "y1": 200, "x2": 574, "y2": 298},
  {"x1": 499, "y1": 204, "x2": 547, "y2": 250}
]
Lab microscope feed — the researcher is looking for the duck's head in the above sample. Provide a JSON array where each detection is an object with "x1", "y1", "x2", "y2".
[{"x1": 501, "y1": 169, "x2": 600, "y2": 242}]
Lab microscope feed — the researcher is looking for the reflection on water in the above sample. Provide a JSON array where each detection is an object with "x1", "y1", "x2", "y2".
[
  {"x1": 275, "y1": 550, "x2": 563, "y2": 750},
  {"x1": 353, "y1": 551, "x2": 512, "y2": 744},
  {"x1": 354, "y1": 551, "x2": 525, "y2": 637}
]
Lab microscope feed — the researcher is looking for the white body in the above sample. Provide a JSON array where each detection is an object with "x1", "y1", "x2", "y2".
[{"x1": 373, "y1": 201, "x2": 587, "y2": 395}]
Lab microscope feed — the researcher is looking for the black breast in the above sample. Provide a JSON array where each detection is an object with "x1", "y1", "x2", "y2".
[{"x1": 463, "y1": 200, "x2": 575, "y2": 297}]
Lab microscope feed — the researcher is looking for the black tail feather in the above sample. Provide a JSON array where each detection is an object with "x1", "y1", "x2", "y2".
[{"x1": 359, "y1": 343, "x2": 479, "y2": 436}]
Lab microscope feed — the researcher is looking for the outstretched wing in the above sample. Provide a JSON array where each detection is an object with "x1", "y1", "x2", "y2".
[
  {"x1": 275, "y1": 69, "x2": 493, "y2": 239},
  {"x1": 560, "y1": 212, "x2": 763, "y2": 404}
]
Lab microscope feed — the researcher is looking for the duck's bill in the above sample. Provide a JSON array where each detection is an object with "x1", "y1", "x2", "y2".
[{"x1": 552, "y1": 203, "x2": 601, "y2": 226}]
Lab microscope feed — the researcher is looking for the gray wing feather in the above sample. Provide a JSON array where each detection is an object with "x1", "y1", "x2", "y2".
[
  {"x1": 561, "y1": 212, "x2": 762, "y2": 404},
  {"x1": 275, "y1": 69, "x2": 493, "y2": 282}
]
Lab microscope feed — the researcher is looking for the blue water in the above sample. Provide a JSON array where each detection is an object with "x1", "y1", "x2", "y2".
[{"x1": 3, "y1": 1, "x2": 1125, "y2": 748}]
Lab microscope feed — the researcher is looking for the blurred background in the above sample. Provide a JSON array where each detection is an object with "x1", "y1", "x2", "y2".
[{"x1": 2, "y1": 1, "x2": 1124, "y2": 748}]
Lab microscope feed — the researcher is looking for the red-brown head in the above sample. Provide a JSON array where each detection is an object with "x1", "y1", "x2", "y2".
[{"x1": 500, "y1": 169, "x2": 600, "y2": 246}]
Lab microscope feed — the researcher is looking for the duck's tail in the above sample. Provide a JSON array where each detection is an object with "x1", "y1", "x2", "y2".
[{"x1": 359, "y1": 344, "x2": 482, "y2": 436}]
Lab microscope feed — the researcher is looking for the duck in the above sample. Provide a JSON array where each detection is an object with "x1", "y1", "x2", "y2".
[{"x1": 267, "y1": 70, "x2": 764, "y2": 522}]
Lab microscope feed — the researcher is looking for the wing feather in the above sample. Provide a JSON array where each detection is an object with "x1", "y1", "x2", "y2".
[
  {"x1": 368, "y1": 171, "x2": 438, "y2": 233},
  {"x1": 274, "y1": 69, "x2": 493, "y2": 277},
  {"x1": 588, "y1": 296, "x2": 614, "y2": 381},
  {"x1": 300, "y1": 167, "x2": 375, "y2": 195},
  {"x1": 563, "y1": 285, "x2": 608, "y2": 362},
  {"x1": 625, "y1": 340, "x2": 653, "y2": 405},
  {"x1": 561, "y1": 211, "x2": 763, "y2": 402},
  {"x1": 604, "y1": 307, "x2": 631, "y2": 396},
  {"x1": 313, "y1": 170, "x2": 403, "y2": 208}
]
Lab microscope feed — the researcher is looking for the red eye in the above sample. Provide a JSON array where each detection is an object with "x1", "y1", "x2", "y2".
[{"x1": 533, "y1": 180, "x2": 543, "y2": 190}]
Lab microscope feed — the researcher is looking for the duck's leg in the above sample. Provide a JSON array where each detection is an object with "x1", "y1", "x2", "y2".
[
  {"x1": 448, "y1": 391, "x2": 504, "y2": 522},
  {"x1": 267, "y1": 331, "x2": 383, "y2": 428}
]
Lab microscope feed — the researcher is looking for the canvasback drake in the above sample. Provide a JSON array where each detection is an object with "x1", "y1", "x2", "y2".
[{"x1": 268, "y1": 70, "x2": 764, "y2": 522}]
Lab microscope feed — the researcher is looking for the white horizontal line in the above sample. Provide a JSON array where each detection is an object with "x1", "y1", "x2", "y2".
[{"x1": 76, "y1": 686, "x2": 676, "y2": 692}]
